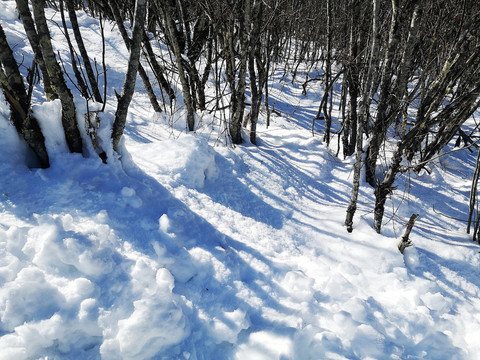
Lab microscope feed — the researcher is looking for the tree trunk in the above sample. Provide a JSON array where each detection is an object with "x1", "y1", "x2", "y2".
[
  {"x1": 31, "y1": 0, "x2": 83, "y2": 154},
  {"x1": 199, "y1": 36, "x2": 214, "y2": 110},
  {"x1": 398, "y1": 214, "x2": 419, "y2": 254},
  {"x1": 0, "y1": 23, "x2": 49, "y2": 168},
  {"x1": 364, "y1": 0, "x2": 401, "y2": 187},
  {"x1": 111, "y1": 0, "x2": 147, "y2": 151},
  {"x1": 229, "y1": 0, "x2": 251, "y2": 144},
  {"x1": 345, "y1": 0, "x2": 380, "y2": 232},
  {"x1": 157, "y1": 0, "x2": 196, "y2": 131},
  {"x1": 365, "y1": 1, "x2": 422, "y2": 187},
  {"x1": 109, "y1": 0, "x2": 162, "y2": 114},
  {"x1": 322, "y1": 0, "x2": 333, "y2": 146},
  {"x1": 343, "y1": 1, "x2": 360, "y2": 157},
  {"x1": 265, "y1": 34, "x2": 272, "y2": 129},
  {"x1": 373, "y1": 142, "x2": 403, "y2": 233},
  {"x1": 142, "y1": 32, "x2": 175, "y2": 102},
  {"x1": 59, "y1": 0, "x2": 90, "y2": 99},
  {"x1": 15, "y1": 0, "x2": 56, "y2": 100},
  {"x1": 248, "y1": 1, "x2": 264, "y2": 145},
  {"x1": 467, "y1": 148, "x2": 480, "y2": 234},
  {"x1": 65, "y1": 0, "x2": 103, "y2": 103}
]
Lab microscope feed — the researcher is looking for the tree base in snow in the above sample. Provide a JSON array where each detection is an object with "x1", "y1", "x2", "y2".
[{"x1": 398, "y1": 213, "x2": 419, "y2": 254}]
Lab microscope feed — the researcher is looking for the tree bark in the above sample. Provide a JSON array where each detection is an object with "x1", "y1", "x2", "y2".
[
  {"x1": 65, "y1": 0, "x2": 103, "y2": 103},
  {"x1": 111, "y1": 0, "x2": 147, "y2": 151},
  {"x1": 364, "y1": 0, "x2": 402, "y2": 187},
  {"x1": 31, "y1": 0, "x2": 83, "y2": 154},
  {"x1": 345, "y1": 0, "x2": 380, "y2": 232},
  {"x1": 141, "y1": 31, "x2": 175, "y2": 102},
  {"x1": 156, "y1": 0, "x2": 196, "y2": 131},
  {"x1": 15, "y1": 0, "x2": 56, "y2": 100},
  {"x1": 342, "y1": 0, "x2": 360, "y2": 158},
  {"x1": 373, "y1": 142, "x2": 403, "y2": 233},
  {"x1": 0, "y1": 23, "x2": 49, "y2": 168},
  {"x1": 322, "y1": 0, "x2": 333, "y2": 146},
  {"x1": 247, "y1": 1, "x2": 265, "y2": 145},
  {"x1": 398, "y1": 214, "x2": 419, "y2": 254},
  {"x1": 228, "y1": 0, "x2": 251, "y2": 144},
  {"x1": 59, "y1": 0, "x2": 90, "y2": 99},
  {"x1": 109, "y1": 0, "x2": 162, "y2": 114},
  {"x1": 467, "y1": 149, "x2": 480, "y2": 234}
]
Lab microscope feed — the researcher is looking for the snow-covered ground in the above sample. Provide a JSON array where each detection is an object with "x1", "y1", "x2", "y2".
[{"x1": 1, "y1": 2, "x2": 480, "y2": 359}]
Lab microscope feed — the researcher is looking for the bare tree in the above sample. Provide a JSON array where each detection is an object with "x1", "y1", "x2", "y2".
[
  {"x1": 108, "y1": 0, "x2": 162, "y2": 114},
  {"x1": 59, "y1": 0, "x2": 90, "y2": 99},
  {"x1": 154, "y1": 0, "x2": 196, "y2": 131},
  {"x1": 345, "y1": 0, "x2": 380, "y2": 233},
  {"x1": 111, "y1": 0, "x2": 147, "y2": 151},
  {"x1": 0, "y1": 23, "x2": 49, "y2": 168},
  {"x1": 65, "y1": 0, "x2": 104, "y2": 103},
  {"x1": 31, "y1": 0, "x2": 83, "y2": 153},
  {"x1": 15, "y1": 0, "x2": 56, "y2": 100}
]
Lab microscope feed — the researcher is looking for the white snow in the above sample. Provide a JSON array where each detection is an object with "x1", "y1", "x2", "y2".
[{"x1": 1, "y1": 2, "x2": 480, "y2": 359}]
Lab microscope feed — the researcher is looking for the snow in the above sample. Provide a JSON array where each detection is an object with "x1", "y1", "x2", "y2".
[{"x1": 1, "y1": 2, "x2": 480, "y2": 359}]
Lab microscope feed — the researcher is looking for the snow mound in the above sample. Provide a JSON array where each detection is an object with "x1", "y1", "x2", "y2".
[
  {"x1": 33, "y1": 101, "x2": 69, "y2": 160},
  {"x1": 130, "y1": 135, "x2": 218, "y2": 189},
  {"x1": 235, "y1": 331, "x2": 293, "y2": 359},
  {"x1": 101, "y1": 267, "x2": 187, "y2": 359},
  {"x1": 0, "y1": 208, "x2": 189, "y2": 359}
]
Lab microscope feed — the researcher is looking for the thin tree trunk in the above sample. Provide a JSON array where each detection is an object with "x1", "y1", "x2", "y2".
[
  {"x1": 31, "y1": 0, "x2": 83, "y2": 154},
  {"x1": 15, "y1": 0, "x2": 56, "y2": 100},
  {"x1": 373, "y1": 142, "x2": 403, "y2": 233},
  {"x1": 59, "y1": 0, "x2": 90, "y2": 99},
  {"x1": 199, "y1": 36, "x2": 214, "y2": 110},
  {"x1": 111, "y1": 0, "x2": 147, "y2": 151},
  {"x1": 158, "y1": 0, "x2": 196, "y2": 131},
  {"x1": 248, "y1": 54, "x2": 266, "y2": 145},
  {"x1": 248, "y1": 1, "x2": 264, "y2": 145},
  {"x1": 0, "y1": 23, "x2": 49, "y2": 168},
  {"x1": 345, "y1": 0, "x2": 380, "y2": 232},
  {"x1": 265, "y1": 35, "x2": 272, "y2": 129},
  {"x1": 467, "y1": 149, "x2": 480, "y2": 234},
  {"x1": 65, "y1": 0, "x2": 103, "y2": 103},
  {"x1": 322, "y1": 0, "x2": 333, "y2": 146},
  {"x1": 142, "y1": 32, "x2": 175, "y2": 101},
  {"x1": 364, "y1": 0, "x2": 401, "y2": 187},
  {"x1": 109, "y1": 0, "x2": 162, "y2": 114},
  {"x1": 398, "y1": 214, "x2": 419, "y2": 254},
  {"x1": 343, "y1": 3, "x2": 359, "y2": 158},
  {"x1": 473, "y1": 212, "x2": 480, "y2": 243},
  {"x1": 229, "y1": 0, "x2": 251, "y2": 144},
  {"x1": 99, "y1": 12, "x2": 107, "y2": 113}
]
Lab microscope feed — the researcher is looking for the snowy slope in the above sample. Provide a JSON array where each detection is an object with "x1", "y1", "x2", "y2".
[{"x1": 1, "y1": 2, "x2": 480, "y2": 359}]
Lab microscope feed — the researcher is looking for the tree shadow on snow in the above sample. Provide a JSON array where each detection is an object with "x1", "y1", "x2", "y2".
[
  {"x1": 199, "y1": 153, "x2": 286, "y2": 230},
  {"x1": 2, "y1": 152, "x2": 307, "y2": 358}
]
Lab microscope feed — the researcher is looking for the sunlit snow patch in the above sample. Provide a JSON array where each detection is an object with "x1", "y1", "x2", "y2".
[
  {"x1": 235, "y1": 331, "x2": 293, "y2": 360},
  {"x1": 130, "y1": 135, "x2": 218, "y2": 189}
]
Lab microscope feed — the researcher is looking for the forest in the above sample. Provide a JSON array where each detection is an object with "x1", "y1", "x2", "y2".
[{"x1": 1, "y1": 0, "x2": 480, "y2": 236}]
